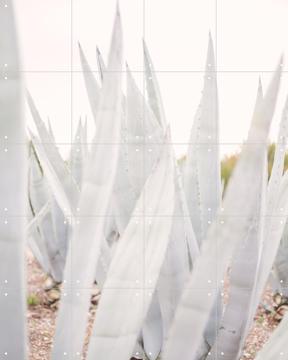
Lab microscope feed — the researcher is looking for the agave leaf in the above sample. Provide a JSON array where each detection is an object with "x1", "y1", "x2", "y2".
[
  {"x1": 143, "y1": 40, "x2": 167, "y2": 129},
  {"x1": 208, "y1": 80, "x2": 266, "y2": 359},
  {"x1": 183, "y1": 34, "x2": 221, "y2": 247},
  {"x1": 255, "y1": 312, "x2": 288, "y2": 359},
  {"x1": 0, "y1": 1, "x2": 27, "y2": 357},
  {"x1": 69, "y1": 118, "x2": 84, "y2": 187},
  {"x1": 81, "y1": 117, "x2": 88, "y2": 158},
  {"x1": 96, "y1": 46, "x2": 107, "y2": 83},
  {"x1": 86, "y1": 144, "x2": 175, "y2": 360},
  {"x1": 163, "y1": 60, "x2": 282, "y2": 360},
  {"x1": 181, "y1": 34, "x2": 221, "y2": 350},
  {"x1": 29, "y1": 130, "x2": 78, "y2": 215},
  {"x1": 79, "y1": 43, "x2": 101, "y2": 125},
  {"x1": 26, "y1": 202, "x2": 50, "y2": 236},
  {"x1": 29, "y1": 145, "x2": 64, "y2": 281},
  {"x1": 52, "y1": 7, "x2": 123, "y2": 357}
]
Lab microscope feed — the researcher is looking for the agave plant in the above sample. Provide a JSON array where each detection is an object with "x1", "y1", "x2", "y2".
[{"x1": 3, "y1": 1, "x2": 288, "y2": 360}]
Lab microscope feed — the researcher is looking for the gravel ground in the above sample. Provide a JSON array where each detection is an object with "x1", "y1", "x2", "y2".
[{"x1": 27, "y1": 251, "x2": 282, "y2": 360}]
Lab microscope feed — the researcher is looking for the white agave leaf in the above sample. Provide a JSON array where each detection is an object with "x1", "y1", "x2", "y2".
[
  {"x1": 157, "y1": 134, "x2": 199, "y2": 344},
  {"x1": 183, "y1": 34, "x2": 221, "y2": 247},
  {"x1": 29, "y1": 130, "x2": 78, "y2": 215},
  {"x1": 142, "y1": 291, "x2": 163, "y2": 360},
  {"x1": 255, "y1": 312, "x2": 288, "y2": 360},
  {"x1": 86, "y1": 144, "x2": 175, "y2": 360},
  {"x1": 0, "y1": 1, "x2": 27, "y2": 357},
  {"x1": 143, "y1": 40, "x2": 167, "y2": 129},
  {"x1": 124, "y1": 65, "x2": 163, "y2": 200},
  {"x1": 79, "y1": 43, "x2": 101, "y2": 125},
  {"x1": 26, "y1": 201, "x2": 50, "y2": 236},
  {"x1": 112, "y1": 64, "x2": 163, "y2": 235},
  {"x1": 69, "y1": 118, "x2": 84, "y2": 187},
  {"x1": 208, "y1": 79, "x2": 266, "y2": 359},
  {"x1": 28, "y1": 147, "x2": 51, "y2": 274},
  {"x1": 210, "y1": 159, "x2": 267, "y2": 360},
  {"x1": 52, "y1": 7, "x2": 123, "y2": 358},
  {"x1": 29, "y1": 145, "x2": 64, "y2": 281},
  {"x1": 163, "y1": 61, "x2": 282, "y2": 360},
  {"x1": 81, "y1": 117, "x2": 88, "y2": 158},
  {"x1": 27, "y1": 202, "x2": 47, "y2": 273},
  {"x1": 96, "y1": 46, "x2": 107, "y2": 83},
  {"x1": 49, "y1": 198, "x2": 68, "y2": 265},
  {"x1": 182, "y1": 35, "x2": 221, "y2": 350}
]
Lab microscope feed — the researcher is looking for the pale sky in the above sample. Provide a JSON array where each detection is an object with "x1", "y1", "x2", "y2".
[{"x1": 14, "y1": 0, "x2": 288, "y2": 157}]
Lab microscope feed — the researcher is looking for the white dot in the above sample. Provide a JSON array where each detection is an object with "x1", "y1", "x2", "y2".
[
  {"x1": 280, "y1": 280, "x2": 283, "y2": 283},
  {"x1": 208, "y1": 292, "x2": 211, "y2": 296},
  {"x1": 4, "y1": 220, "x2": 8, "y2": 225},
  {"x1": 4, "y1": 208, "x2": 7, "y2": 211},
  {"x1": 4, "y1": 135, "x2": 8, "y2": 139},
  {"x1": 4, "y1": 64, "x2": 7, "y2": 68},
  {"x1": 135, "y1": 292, "x2": 139, "y2": 297},
  {"x1": 63, "y1": 352, "x2": 67, "y2": 356},
  {"x1": 4, "y1": 4, "x2": 8, "y2": 8},
  {"x1": 148, "y1": 148, "x2": 152, "y2": 152},
  {"x1": 4, "y1": 293, "x2": 8, "y2": 296},
  {"x1": 208, "y1": 148, "x2": 211, "y2": 152},
  {"x1": 135, "y1": 148, "x2": 139, "y2": 152},
  {"x1": 4, "y1": 76, "x2": 7, "y2": 80},
  {"x1": 208, "y1": 208, "x2": 211, "y2": 211},
  {"x1": 4, "y1": 280, "x2": 8, "y2": 284},
  {"x1": 221, "y1": 352, "x2": 224, "y2": 356},
  {"x1": 208, "y1": 280, "x2": 212, "y2": 283},
  {"x1": 76, "y1": 207, "x2": 80, "y2": 212},
  {"x1": 4, "y1": 148, "x2": 8, "y2": 152},
  {"x1": 76, "y1": 293, "x2": 80, "y2": 296}
]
